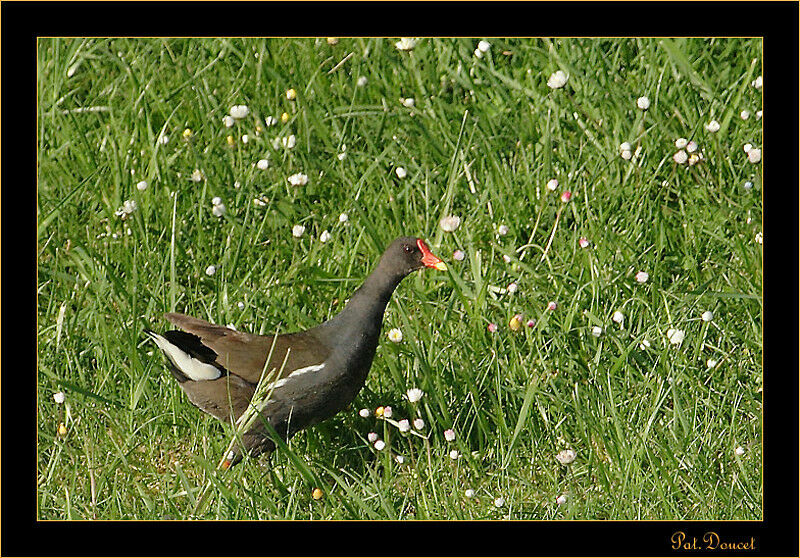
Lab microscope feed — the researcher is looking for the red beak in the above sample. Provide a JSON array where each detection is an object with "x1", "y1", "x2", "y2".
[{"x1": 417, "y1": 239, "x2": 448, "y2": 271}]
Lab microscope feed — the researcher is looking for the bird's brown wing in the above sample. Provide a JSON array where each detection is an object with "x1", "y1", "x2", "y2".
[{"x1": 164, "y1": 312, "x2": 330, "y2": 386}]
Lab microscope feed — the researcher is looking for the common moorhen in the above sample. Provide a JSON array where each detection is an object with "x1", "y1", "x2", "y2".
[{"x1": 146, "y1": 236, "x2": 447, "y2": 467}]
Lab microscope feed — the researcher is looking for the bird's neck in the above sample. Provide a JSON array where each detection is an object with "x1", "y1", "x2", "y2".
[{"x1": 318, "y1": 262, "x2": 405, "y2": 347}]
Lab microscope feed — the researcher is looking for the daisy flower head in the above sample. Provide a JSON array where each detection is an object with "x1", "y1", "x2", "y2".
[
  {"x1": 734, "y1": 446, "x2": 745, "y2": 456},
  {"x1": 635, "y1": 271, "x2": 649, "y2": 283},
  {"x1": 675, "y1": 138, "x2": 688, "y2": 149},
  {"x1": 751, "y1": 75, "x2": 762, "y2": 89},
  {"x1": 547, "y1": 301, "x2": 557, "y2": 311},
  {"x1": 547, "y1": 70, "x2": 568, "y2": 89},
  {"x1": 666, "y1": 328, "x2": 685, "y2": 346},
  {"x1": 546, "y1": 178, "x2": 559, "y2": 192},
  {"x1": 444, "y1": 428, "x2": 456, "y2": 442},
  {"x1": 53, "y1": 391, "x2": 65, "y2": 404},
  {"x1": 397, "y1": 419, "x2": 411, "y2": 433},
  {"x1": 287, "y1": 172, "x2": 309, "y2": 187},
  {"x1": 319, "y1": 230, "x2": 331, "y2": 243},
  {"x1": 413, "y1": 418, "x2": 425, "y2": 430},
  {"x1": 494, "y1": 497, "x2": 506, "y2": 507},
  {"x1": 740, "y1": 110, "x2": 750, "y2": 120},
  {"x1": 477, "y1": 40, "x2": 491, "y2": 53},
  {"x1": 487, "y1": 323, "x2": 498, "y2": 333},
  {"x1": 222, "y1": 115, "x2": 235, "y2": 128},
  {"x1": 339, "y1": 212, "x2": 349, "y2": 223},
  {"x1": 401, "y1": 97, "x2": 415, "y2": 108},
  {"x1": 591, "y1": 326, "x2": 603, "y2": 337},
  {"x1": 497, "y1": 224, "x2": 509, "y2": 236},
  {"x1": 612, "y1": 311, "x2": 624, "y2": 324},
  {"x1": 556, "y1": 495, "x2": 567, "y2": 505},
  {"x1": 359, "y1": 408, "x2": 371, "y2": 418},
  {"x1": 382, "y1": 406, "x2": 393, "y2": 418},
  {"x1": 673, "y1": 150, "x2": 688, "y2": 164},
  {"x1": 747, "y1": 148, "x2": 761, "y2": 164},
  {"x1": 705, "y1": 120, "x2": 721, "y2": 133},
  {"x1": 395, "y1": 37, "x2": 417, "y2": 51},
  {"x1": 230, "y1": 105, "x2": 250, "y2": 119},
  {"x1": 579, "y1": 237, "x2": 590, "y2": 248},
  {"x1": 439, "y1": 215, "x2": 461, "y2": 232},
  {"x1": 205, "y1": 265, "x2": 217, "y2": 276},
  {"x1": 191, "y1": 169, "x2": 204, "y2": 182},
  {"x1": 453, "y1": 249, "x2": 466, "y2": 261},
  {"x1": 560, "y1": 190, "x2": 572, "y2": 203},
  {"x1": 387, "y1": 328, "x2": 403, "y2": 343},
  {"x1": 257, "y1": 158, "x2": 270, "y2": 170},
  {"x1": 367, "y1": 431, "x2": 379, "y2": 442},
  {"x1": 556, "y1": 449, "x2": 576, "y2": 465},
  {"x1": 292, "y1": 224, "x2": 306, "y2": 238},
  {"x1": 406, "y1": 388, "x2": 424, "y2": 403},
  {"x1": 465, "y1": 488, "x2": 476, "y2": 498},
  {"x1": 395, "y1": 166, "x2": 407, "y2": 179},
  {"x1": 509, "y1": 314, "x2": 523, "y2": 331},
  {"x1": 701, "y1": 310, "x2": 714, "y2": 322},
  {"x1": 506, "y1": 282, "x2": 518, "y2": 294},
  {"x1": 636, "y1": 96, "x2": 650, "y2": 110},
  {"x1": 449, "y1": 449, "x2": 460, "y2": 460},
  {"x1": 136, "y1": 180, "x2": 148, "y2": 191},
  {"x1": 356, "y1": 76, "x2": 368, "y2": 87},
  {"x1": 286, "y1": 88, "x2": 297, "y2": 101},
  {"x1": 374, "y1": 439, "x2": 386, "y2": 451}
]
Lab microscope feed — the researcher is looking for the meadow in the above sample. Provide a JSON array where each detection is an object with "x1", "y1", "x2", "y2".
[{"x1": 37, "y1": 37, "x2": 762, "y2": 520}]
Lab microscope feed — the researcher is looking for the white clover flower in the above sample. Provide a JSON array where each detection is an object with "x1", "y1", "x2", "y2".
[
  {"x1": 406, "y1": 388, "x2": 424, "y2": 403},
  {"x1": 636, "y1": 96, "x2": 650, "y2": 110},
  {"x1": 635, "y1": 271, "x2": 649, "y2": 283},
  {"x1": 744, "y1": 181, "x2": 753, "y2": 190},
  {"x1": 701, "y1": 310, "x2": 714, "y2": 322},
  {"x1": 439, "y1": 215, "x2": 461, "y2": 232},
  {"x1": 675, "y1": 138, "x2": 688, "y2": 149},
  {"x1": 751, "y1": 75, "x2": 762, "y2": 89},
  {"x1": 395, "y1": 166, "x2": 407, "y2": 179},
  {"x1": 395, "y1": 37, "x2": 417, "y2": 51},
  {"x1": 339, "y1": 213, "x2": 349, "y2": 223},
  {"x1": 621, "y1": 149, "x2": 632, "y2": 160},
  {"x1": 612, "y1": 311, "x2": 624, "y2": 324},
  {"x1": 394, "y1": 454, "x2": 405, "y2": 464},
  {"x1": 401, "y1": 97, "x2": 415, "y2": 108},
  {"x1": 686, "y1": 141, "x2": 698, "y2": 153},
  {"x1": 497, "y1": 224, "x2": 509, "y2": 236},
  {"x1": 507, "y1": 282, "x2": 518, "y2": 294},
  {"x1": 241, "y1": 134, "x2": 249, "y2": 144},
  {"x1": 556, "y1": 495, "x2": 567, "y2": 505},
  {"x1": 740, "y1": 110, "x2": 750, "y2": 120},
  {"x1": 265, "y1": 115, "x2": 277, "y2": 127},
  {"x1": 222, "y1": 115, "x2": 235, "y2": 128},
  {"x1": 359, "y1": 408, "x2": 371, "y2": 418},
  {"x1": 237, "y1": 301, "x2": 245, "y2": 309},
  {"x1": 477, "y1": 40, "x2": 491, "y2": 53},
  {"x1": 413, "y1": 418, "x2": 425, "y2": 430},
  {"x1": 754, "y1": 231, "x2": 763, "y2": 244},
  {"x1": 230, "y1": 105, "x2": 250, "y2": 119},
  {"x1": 474, "y1": 48, "x2": 484, "y2": 59},
  {"x1": 748, "y1": 148, "x2": 761, "y2": 164},
  {"x1": 397, "y1": 419, "x2": 411, "y2": 433},
  {"x1": 547, "y1": 301, "x2": 557, "y2": 311},
  {"x1": 667, "y1": 328, "x2": 685, "y2": 346},
  {"x1": 319, "y1": 230, "x2": 331, "y2": 243},
  {"x1": 673, "y1": 150, "x2": 688, "y2": 164},
  {"x1": 556, "y1": 449, "x2": 576, "y2": 465},
  {"x1": 256, "y1": 159, "x2": 270, "y2": 170},
  {"x1": 743, "y1": 143, "x2": 753, "y2": 154},
  {"x1": 546, "y1": 178, "x2": 559, "y2": 191},
  {"x1": 282, "y1": 134, "x2": 297, "y2": 149},
  {"x1": 705, "y1": 120, "x2": 720, "y2": 133},
  {"x1": 53, "y1": 391, "x2": 65, "y2": 404},
  {"x1": 374, "y1": 439, "x2": 386, "y2": 451},
  {"x1": 356, "y1": 76, "x2": 368, "y2": 87},
  {"x1": 337, "y1": 152, "x2": 346, "y2": 161},
  {"x1": 619, "y1": 142, "x2": 632, "y2": 152},
  {"x1": 547, "y1": 70, "x2": 568, "y2": 89},
  {"x1": 453, "y1": 249, "x2": 465, "y2": 261},
  {"x1": 205, "y1": 265, "x2": 217, "y2": 276},
  {"x1": 383, "y1": 406, "x2": 392, "y2": 418},
  {"x1": 465, "y1": 489, "x2": 476, "y2": 498},
  {"x1": 578, "y1": 237, "x2": 590, "y2": 248},
  {"x1": 444, "y1": 429, "x2": 456, "y2": 442},
  {"x1": 292, "y1": 224, "x2": 305, "y2": 238},
  {"x1": 449, "y1": 449, "x2": 460, "y2": 460},
  {"x1": 387, "y1": 328, "x2": 403, "y2": 343},
  {"x1": 136, "y1": 180, "x2": 148, "y2": 191},
  {"x1": 367, "y1": 431, "x2": 378, "y2": 442},
  {"x1": 287, "y1": 172, "x2": 309, "y2": 186},
  {"x1": 191, "y1": 169, "x2": 204, "y2": 182},
  {"x1": 734, "y1": 446, "x2": 745, "y2": 456},
  {"x1": 494, "y1": 497, "x2": 505, "y2": 507},
  {"x1": 706, "y1": 358, "x2": 718, "y2": 369},
  {"x1": 591, "y1": 326, "x2": 603, "y2": 337}
]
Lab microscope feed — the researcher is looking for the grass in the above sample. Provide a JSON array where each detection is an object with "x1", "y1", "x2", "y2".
[{"x1": 37, "y1": 37, "x2": 762, "y2": 520}]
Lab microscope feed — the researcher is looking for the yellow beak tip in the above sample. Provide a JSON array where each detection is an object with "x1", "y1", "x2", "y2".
[{"x1": 434, "y1": 262, "x2": 448, "y2": 271}]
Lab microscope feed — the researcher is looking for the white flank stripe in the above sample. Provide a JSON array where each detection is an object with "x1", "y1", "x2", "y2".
[
  {"x1": 268, "y1": 362, "x2": 326, "y2": 391},
  {"x1": 149, "y1": 332, "x2": 222, "y2": 381}
]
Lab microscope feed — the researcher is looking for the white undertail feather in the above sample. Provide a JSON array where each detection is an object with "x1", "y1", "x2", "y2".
[
  {"x1": 269, "y1": 362, "x2": 326, "y2": 390},
  {"x1": 148, "y1": 331, "x2": 222, "y2": 381}
]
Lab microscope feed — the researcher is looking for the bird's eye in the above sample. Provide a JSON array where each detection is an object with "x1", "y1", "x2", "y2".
[{"x1": 403, "y1": 244, "x2": 412, "y2": 253}]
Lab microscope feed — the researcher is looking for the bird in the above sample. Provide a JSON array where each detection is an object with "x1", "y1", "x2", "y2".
[{"x1": 145, "y1": 236, "x2": 447, "y2": 468}]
